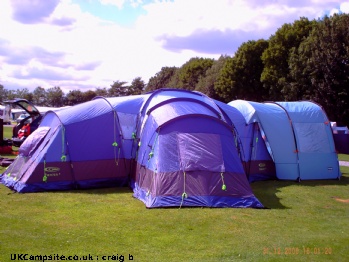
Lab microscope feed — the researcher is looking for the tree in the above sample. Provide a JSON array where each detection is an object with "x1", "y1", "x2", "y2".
[
  {"x1": 213, "y1": 56, "x2": 234, "y2": 102},
  {"x1": 32, "y1": 86, "x2": 47, "y2": 106},
  {"x1": 0, "y1": 84, "x2": 7, "y2": 102},
  {"x1": 108, "y1": 81, "x2": 128, "y2": 97},
  {"x1": 12, "y1": 88, "x2": 33, "y2": 101},
  {"x1": 288, "y1": 37, "x2": 314, "y2": 101},
  {"x1": 128, "y1": 77, "x2": 145, "y2": 95},
  {"x1": 83, "y1": 90, "x2": 97, "y2": 101},
  {"x1": 4, "y1": 89, "x2": 16, "y2": 100},
  {"x1": 146, "y1": 67, "x2": 178, "y2": 92},
  {"x1": 46, "y1": 86, "x2": 65, "y2": 107},
  {"x1": 290, "y1": 14, "x2": 349, "y2": 126},
  {"x1": 167, "y1": 57, "x2": 214, "y2": 90},
  {"x1": 66, "y1": 90, "x2": 85, "y2": 105},
  {"x1": 195, "y1": 55, "x2": 231, "y2": 100},
  {"x1": 95, "y1": 87, "x2": 108, "y2": 97},
  {"x1": 215, "y1": 40, "x2": 269, "y2": 102},
  {"x1": 261, "y1": 17, "x2": 316, "y2": 100}
]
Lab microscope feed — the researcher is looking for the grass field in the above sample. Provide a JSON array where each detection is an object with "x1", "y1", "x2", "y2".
[{"x1": 0, "y1": 126, "x2": 348, "y2": 261}]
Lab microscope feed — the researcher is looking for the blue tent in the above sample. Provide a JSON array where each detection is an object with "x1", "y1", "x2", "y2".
[
  {"x1": 1, "y1": 95, "x2": 149, "y2": 192},
  {"x1": 1, "y1": 89, "x2": 263, "y2": 209},
  {"x1": 215, "y1": 100, "x2": 276, "y2": 182},
  {"x1": 229, "y1": 100, "x2": 341, "y2": 181},
  {"x1": 274, "y1": 101, "x2": 340, "y2": 180},
  {"x1": 132, "y1": 89, "x2": 262, "y2": 208}
]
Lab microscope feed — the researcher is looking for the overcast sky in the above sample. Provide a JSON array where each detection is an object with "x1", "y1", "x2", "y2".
[{"x1": 1, "y1": 0, "x2": 348, "y2": 93}]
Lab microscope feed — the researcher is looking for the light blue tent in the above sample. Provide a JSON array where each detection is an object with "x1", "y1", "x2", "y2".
[
  {"x1": 215, "y1": 100, "x2": 276, "y2": 182},
  {"x1": 273, "y1": 101, "x2": 340, "y2": 180},
  {"x1": 229, "y1": 100, "x2": 341, "y2": 181}
]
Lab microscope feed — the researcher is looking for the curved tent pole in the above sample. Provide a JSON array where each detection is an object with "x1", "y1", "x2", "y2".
[
  {"x1": 214, "y1": 104, "x2": 234, "y2": 126},
  {"x1": 92, "y1": 97, "x2": 128, "y2": 173},
  {"x1": 137, "y1": 89, "x2": 209, "y2": 134},
  {"x1": 307, "y1": 100, "x2": 337, "y2": 151},
  {"x1": 133, "y1": 89, "x2": 229, "y2": 167},
  {"x1": 269, "y1": 102, "x2": 301, "y2": 181},
  {"x1": 302, "y1": 100, "x2": 341, "y2": 179},
  {"x1": 139, "y1": 88, "x2": 203, "y2": 124},
  {"x1": 213, "y1": 103, "x2": 246, "y2": 168},
  {"x1": 138, "y1": 88, "x2": 226, "y2": 136},
  {"x1": 193, "y1": 90, "x2": 228, "y2": 123},
  {"x1": 42, "y1": 110, "x2": 78, "y2": 187},
  {"x1": 307, "y1": 100, "x2": 333, "y2": 130},
  {"x1": 143, "y1": 128, "x2": 160, "y2": 197},
  {"x1": 146, "y1": 97, "x2": 222, "y2": 119},
  {"x1": 155, "y1": 113, "x2": 235, "y2": 132},
  {"x1": 136, "y1": 97, "x2": 224, "y2": 165},
  {"x1": 92, "y1": 96, "x2": 125, "y2": 140},
  {"x1": 298, "y1": 99, "x2": 334, "y2": 138},
  {"x1": 230, "y1": 122, "x2": 245, "y2": 171}
]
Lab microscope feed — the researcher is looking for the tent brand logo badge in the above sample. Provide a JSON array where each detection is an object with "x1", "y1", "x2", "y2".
[
  {"x1": 258, "y1": 163, "x2": 266, "y2": 171},
  {"x1": 328, "y1": 167, "x2": 333, "y2": 172},
  {"x1": 45, "y1": 167, "x2": 60, "y2": 172},
  {"x1": 45, "y1": 167, "x2": 61, "y2": 177}
]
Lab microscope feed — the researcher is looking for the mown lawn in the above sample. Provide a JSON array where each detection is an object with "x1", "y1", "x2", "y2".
[{"x1": 0, "y1": 126, "x2": 348, "y2": 261}]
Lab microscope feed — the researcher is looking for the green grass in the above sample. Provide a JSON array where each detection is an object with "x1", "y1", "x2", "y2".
[
  {"x1": 338, "y1": 153, "x2": 349, "y2": 162},
  {"x1": 0, "y1": 126, "x2": 348, "y2": 261},
  {"x1": 2, "y1": 124, "x2": 14, "y2": 139},
  {"x1": 1, "y1": 125, "x2": 18, "y2": 158}
]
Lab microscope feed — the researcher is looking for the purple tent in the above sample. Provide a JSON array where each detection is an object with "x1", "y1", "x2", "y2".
[
  {"x1": 0, "y1": 96, "x2": 149, "y2": 192},
  {"x1": 1, "y1": 89, "x2": 263, "y2": 208},
  {"x1": 132, "y1": 89, "x2": 263, "y2": 208}
]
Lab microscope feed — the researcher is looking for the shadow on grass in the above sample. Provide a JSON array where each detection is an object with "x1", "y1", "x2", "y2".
[
  {"x1": 251, "y1": 173, "x2": 349, "y2": 210},
  {"x1": 2, "y1": 166, "x2": 348, "y2": 210},
  {"x1": 251, "y1": 180, "x2": 293, "y2": 210},
  {"x1": 64, "y1": 186, "x2": 133, "y2": 195},
  {"x1": 35, "y1": 186, "x2": 134, "y2": 196}
]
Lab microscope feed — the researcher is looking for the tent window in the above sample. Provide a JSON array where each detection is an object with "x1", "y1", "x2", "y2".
[
  {"x1": 118, "y1": 112, "x2": 137, "y2": 139},
  {"x1": 293, "y1": 123, "x2": 331, "y2": 153},
  {"x1": 177, "y1": 133, "x2": 225, "y2": 172},
  {"x1": 18, "y1": 126, "x2": 51, "y2": 157}
]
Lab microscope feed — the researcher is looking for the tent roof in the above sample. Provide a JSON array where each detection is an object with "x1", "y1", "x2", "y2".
[
  {"x1": 150, "y1": 100, "x2": 220, "y2": 129},
  {"x1": 141, "y1": 89, "x2": 225, "y2": 122},
  {"x1": 51, "y1": 99, "x2": 112, "y2": 125},
  {"x1": 99, "y1": 94, "x2": 151, "y2": 114},
  {"x1": 274, "y1": 101, "x2": 328, "y2": 123}
]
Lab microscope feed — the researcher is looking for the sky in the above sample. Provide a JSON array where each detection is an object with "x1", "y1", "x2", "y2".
[{"x1": 0, "y1": 0, "x2": 349, "y2": 93}]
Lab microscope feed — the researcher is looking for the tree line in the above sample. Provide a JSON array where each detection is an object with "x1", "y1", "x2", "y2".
[
  {"x1": 0, "y1": 77, "x2": 145, "y2": 107},
  {"x1": 1, "y1": 14, "x2": 348, "y2": 126}
]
